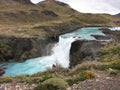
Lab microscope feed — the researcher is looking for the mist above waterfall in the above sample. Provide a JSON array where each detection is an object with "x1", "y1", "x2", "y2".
[{"x1": 51, "y1": 36, "x2": 80, "y2": 68}]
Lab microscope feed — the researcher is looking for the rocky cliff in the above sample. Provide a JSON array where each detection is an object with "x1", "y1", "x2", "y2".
[{"x1": 70, "y1": 41, "x2": 104, "y2": 67}]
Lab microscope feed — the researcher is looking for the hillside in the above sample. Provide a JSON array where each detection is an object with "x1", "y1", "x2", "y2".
[
  {"x1": 0, "y1": 0, "x2": 120, "y2": 38},
  {"x1": 0, "y1": 0, "x2": 33, "y2": 5}
]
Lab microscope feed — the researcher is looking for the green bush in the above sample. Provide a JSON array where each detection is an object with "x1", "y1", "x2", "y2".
[
  {"x1": 110, "y1": 70, "x2": 120, "y2": 75},
  {"x1": 14, "y1": 72, "x2": 54, "y2": 84},
  {"x1": 99, "y1": 62, "x2": 120, "y2": 71},
  {"x1": 34, "y1": 78, "x2": 69, "y2": 90}
]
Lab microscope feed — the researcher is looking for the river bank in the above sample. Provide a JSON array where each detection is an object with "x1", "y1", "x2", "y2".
[{"x1": 1, "y1": 27, "x2": 120, "y2": 76}]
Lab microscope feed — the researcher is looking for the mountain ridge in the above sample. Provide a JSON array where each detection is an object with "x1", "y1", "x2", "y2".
[{"x1": 115, "y1": 13, "x2": 120, "y2": 17}]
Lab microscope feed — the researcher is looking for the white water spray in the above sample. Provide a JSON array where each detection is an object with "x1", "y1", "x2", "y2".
[
  {"x1": 51, "y1": 36, "x2": 79, "y2": 68},
  {"x1": 109, "y1": 27, "x2": 120, "y2": 31}
]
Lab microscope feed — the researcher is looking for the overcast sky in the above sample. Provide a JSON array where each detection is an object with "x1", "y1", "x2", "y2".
[{"x1": 31, "y1": 0, "x2": 120, "y2": 15}]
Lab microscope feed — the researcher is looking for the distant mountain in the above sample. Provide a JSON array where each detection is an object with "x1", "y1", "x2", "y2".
[{"x1": 115, "y1": 13, "x2": 120, "y2": 17}]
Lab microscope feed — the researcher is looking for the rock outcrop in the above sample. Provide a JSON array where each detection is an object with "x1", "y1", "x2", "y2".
[
  {"x1": 70, "y1": 41, "x2": 104, "y2": 67},
  {"x1": 0, "y1": 36, "x2": 57, "y2": 62}
]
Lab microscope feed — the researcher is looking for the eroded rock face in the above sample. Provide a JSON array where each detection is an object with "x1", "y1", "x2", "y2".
[
  {"x1": 0, "y1": 36, "x2": 56, "y2": 62},
  {"x1": 70, "y1": 41, "x2": 104, "y2": 67}
]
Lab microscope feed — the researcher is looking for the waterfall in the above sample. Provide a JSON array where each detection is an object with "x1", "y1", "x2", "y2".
[
  {"x1": 4, "y1": 27, "x2": 106, "y2": 76},
  {"x1": 51, "y1": 36, "x2": 79, "y2": 68},
  {"x1": 4, "y1": 36, "x2": 79, "y2": 76}
]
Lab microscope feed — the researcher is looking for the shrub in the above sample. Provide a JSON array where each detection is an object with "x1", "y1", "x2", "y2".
[
  {"x1": 67, "y1": 70, "x2": 96, "y2": 85},
  {"x1": 80, "y1": 70, "x2": 96, "y2": 79},
  {"x1": 99, "y1": 42, "x2": 120, "y2": 58},
  {"x1": 34, "y1": 78, "x2": 69, "y2": 90},
  {"x1": 0, "y1": 76, "x2": 12, "y2": 83},
  {"x1": 110, "y1": 70, "x2": 120, "y2": 75},
  {"x1": 98, "y1": 41, "x2": 120, "y2": 71},
  {"x1": 100, "y1": 62, "x2": 120, "y2": 71},
  {"x1": 68, "y1": 61, "x2": 101, "y2": 75}
]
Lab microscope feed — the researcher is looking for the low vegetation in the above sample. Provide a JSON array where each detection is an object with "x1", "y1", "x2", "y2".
[
  {"x1": 34, "y1": 78, "x2": 69, "y2": 90},
  {"x1": 98, "y1": 41, "x2": 120, "y2": 70}
]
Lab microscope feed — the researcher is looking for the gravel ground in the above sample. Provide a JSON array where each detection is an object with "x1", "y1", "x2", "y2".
[
  {"x1": 69, "y1": 73, "x2": 120, "y2": 90},
  {"x1": 0, "y1": 83, "x2": 36, "y2": 90}
]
